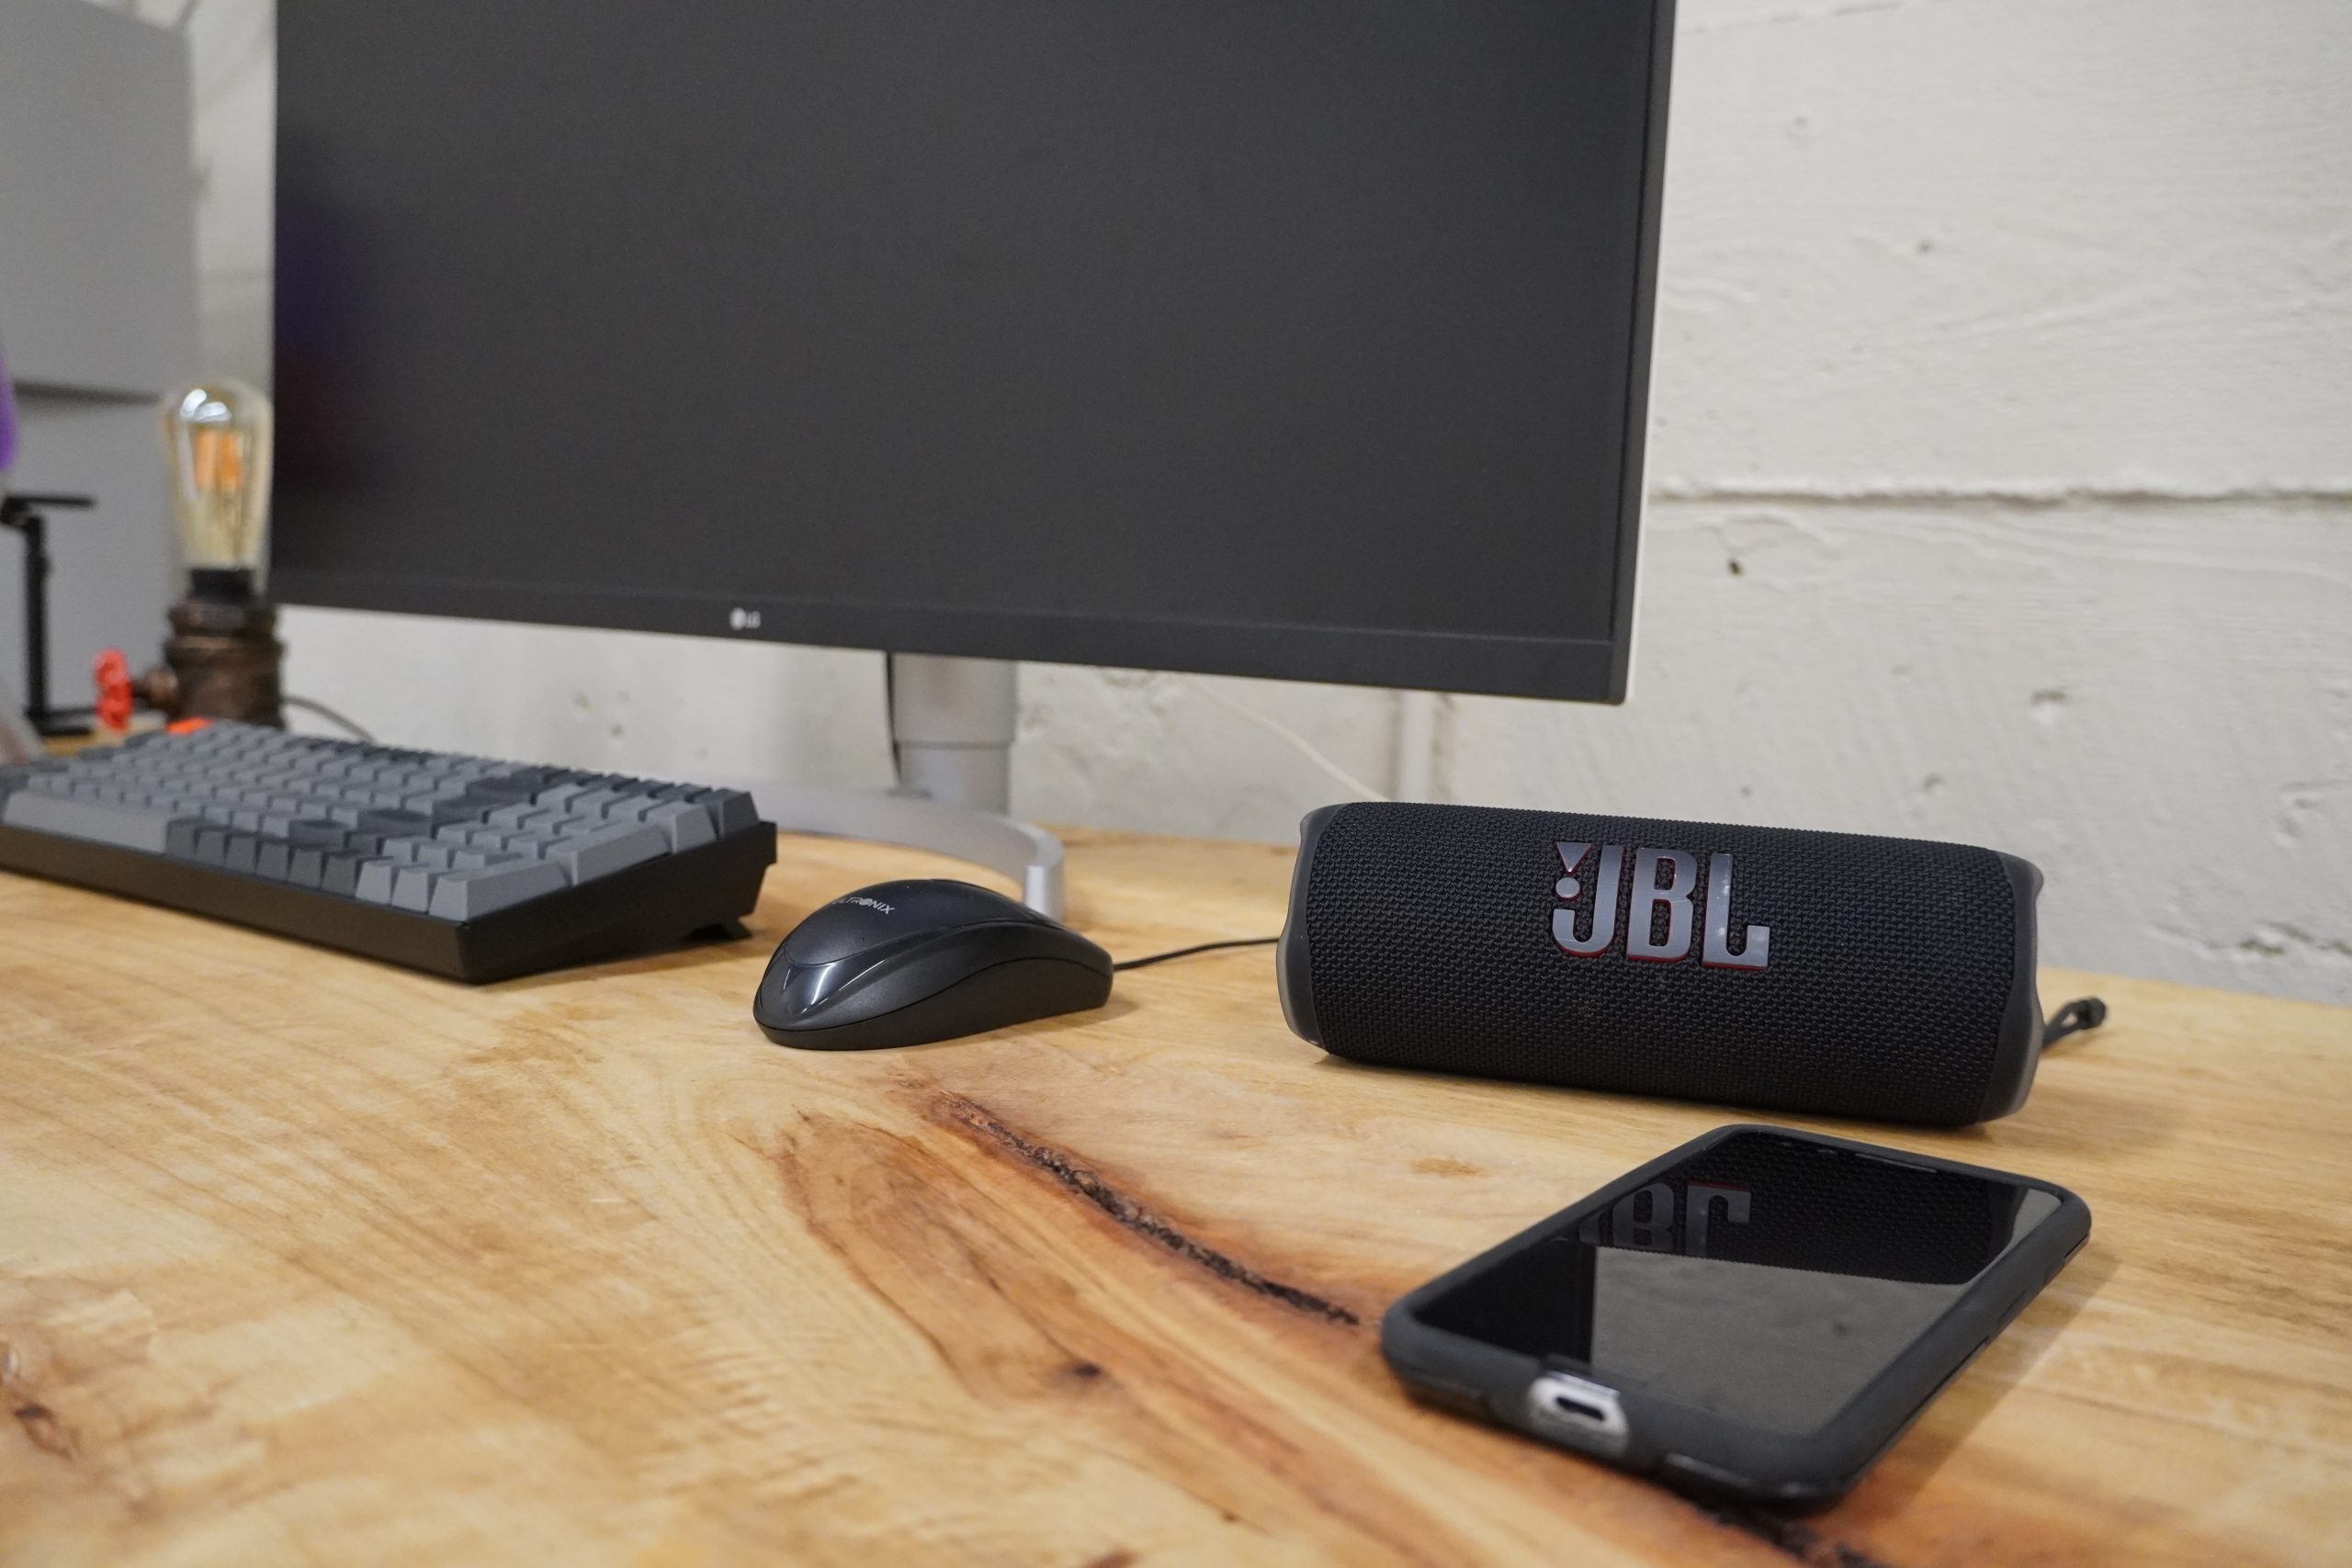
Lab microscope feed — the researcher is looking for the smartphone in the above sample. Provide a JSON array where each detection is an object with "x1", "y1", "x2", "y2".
[{"x1": 1381, "y1": 1124, "x2": 2089, "y2": 1506}]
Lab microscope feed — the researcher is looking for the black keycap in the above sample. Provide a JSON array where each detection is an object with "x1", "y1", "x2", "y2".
[
  {"x1": 222, "y1": 832, "x2": 262, "y2": 874},
  {"x1": 321, "y1": 851, "x2": 369, "y2": 897},
  {"x1": 356, "y1": 807, "x2": 433, "y2": 838}
]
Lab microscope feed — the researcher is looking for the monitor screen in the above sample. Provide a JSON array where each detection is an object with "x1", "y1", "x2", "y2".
[{"x1": 274, "y1": 1, "x2": 1669, "y2": 699}]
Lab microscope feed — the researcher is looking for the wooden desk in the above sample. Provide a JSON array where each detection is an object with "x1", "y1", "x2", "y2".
[{"x1": 3, "y1": 829, "x2": 2348, "y2": 1566}]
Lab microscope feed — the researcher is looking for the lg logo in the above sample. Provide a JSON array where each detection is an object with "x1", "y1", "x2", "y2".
[
  {"x1": 1552, "y1": 841, "x2": 1771, "y2": 969},
  {"x1": 728, "y1": 606, "x2": 763, "y2": 632}
]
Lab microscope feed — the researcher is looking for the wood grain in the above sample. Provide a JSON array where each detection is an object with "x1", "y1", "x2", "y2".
[{"x1": 3, "y1": 828, "x2": 2349, "y2": 1566}]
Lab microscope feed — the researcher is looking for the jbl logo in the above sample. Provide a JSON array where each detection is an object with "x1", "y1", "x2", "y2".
[
  {"x1": 1552, "y1": 841, "x2": 1771, "y2": 969},
  {"x1": 1576, "y1": 1181, "x2": 1751, "y2": 1256}
]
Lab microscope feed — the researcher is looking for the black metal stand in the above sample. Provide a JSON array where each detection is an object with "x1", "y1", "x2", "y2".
[{"x1": 0, "y1": 492, "x2": 96, "y2": 737}]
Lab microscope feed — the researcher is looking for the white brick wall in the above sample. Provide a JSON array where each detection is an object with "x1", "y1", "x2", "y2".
[{"x1": 94, "y1": 0, "x2": 2352, "y2": 1000}]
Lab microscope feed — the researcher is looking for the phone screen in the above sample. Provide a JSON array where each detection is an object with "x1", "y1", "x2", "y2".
[{"x1": 1415, "y1": 1130, "x2": 2064, "y2": 1435}]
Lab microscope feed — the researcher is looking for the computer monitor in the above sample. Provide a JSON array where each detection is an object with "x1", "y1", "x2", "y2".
[
  {"x1": 273, "y1": 1, "x2": 1671, "y2": 866},
  {"x1": 276, "y1": 0, "x2": 1670, "y2": 681}
]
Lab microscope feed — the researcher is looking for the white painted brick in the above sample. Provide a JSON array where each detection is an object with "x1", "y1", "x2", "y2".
[
  {"x1": 1446, "y1": 498, "x2": 2352, "y2": 1000},
  {"x1": 1655, "y1": 0, "x2": 2352, "y2": 489}
]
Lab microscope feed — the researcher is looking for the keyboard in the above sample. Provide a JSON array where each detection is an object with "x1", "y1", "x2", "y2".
[{"x1": 0, "y1": 722, "x2": 775, "y2": 981}]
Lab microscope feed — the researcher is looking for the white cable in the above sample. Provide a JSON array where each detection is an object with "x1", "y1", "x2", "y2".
[
  {"x1": 282, "y1": 694, "x2": 376, "y2": 742},
  {"x1": 0, "y1": 671, "x2": 37, "y2": 765},
  {"x1": 1191, "y1": 680, "x2": 1387, "y2": 803}
]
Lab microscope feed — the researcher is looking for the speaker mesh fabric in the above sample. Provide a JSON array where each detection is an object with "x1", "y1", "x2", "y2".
[{"x1": 1297, "y1": 804, "x2": 2023, "y2": 1125}]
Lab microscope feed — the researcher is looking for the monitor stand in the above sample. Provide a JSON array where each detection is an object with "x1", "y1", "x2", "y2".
[{"x1": 745, "y1": 653, "x2": 1068, "y2": 918}]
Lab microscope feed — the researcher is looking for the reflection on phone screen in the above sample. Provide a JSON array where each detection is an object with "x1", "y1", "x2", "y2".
[{"x1": 1418, "y1": 1131, "x2": 2060, "y2": 1433}]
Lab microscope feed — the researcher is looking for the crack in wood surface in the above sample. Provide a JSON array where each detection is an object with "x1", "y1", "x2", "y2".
[
  {"x1": 936, "y1": 1095, "x2": 1362, "y2": 1327},
  {"x1": 2, "y1": 1342, "x2": 76, "y2": 1461},
  {"x1": 12, "y1": 1402, "x2": 77, "y2": 1460},
  {"x1": 1701, "y1": 1501, "x2": 1903, "y2": 1568}
]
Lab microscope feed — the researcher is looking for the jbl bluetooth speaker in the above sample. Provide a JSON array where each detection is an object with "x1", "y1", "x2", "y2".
[{"x1": 1278, "y1": 803, "x2": 2062, "y2": 1126}]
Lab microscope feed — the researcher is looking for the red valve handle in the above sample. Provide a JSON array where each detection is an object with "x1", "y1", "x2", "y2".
[{"x1": 93, "y1": 649, "x2": 134, "y2": 733}]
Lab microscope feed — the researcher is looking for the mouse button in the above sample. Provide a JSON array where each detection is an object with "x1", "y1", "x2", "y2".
[
  {"x1": 779, "y1": 923, "x2": 1056, "y2": 1026},
  {"x1": 781, "y1": 879, "x2": 1024, "y2": 964},
  {"x1": 767, "y1": 922, "x2": 934, "y2": 1007},
  {"x1": 772, "y1": 952, "x2": 875, "y2": 1017},
  {"x1": 780, "y1": 908, "x2": 895, "y2": 965},
  {"x1": 1038, "y1": 925, "x2": 1116, "y2": 974}
]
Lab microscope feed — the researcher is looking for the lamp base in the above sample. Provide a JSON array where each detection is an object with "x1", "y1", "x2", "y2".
[{"x1": 136, "y1": 592, "x2": 285, "y2": 728}]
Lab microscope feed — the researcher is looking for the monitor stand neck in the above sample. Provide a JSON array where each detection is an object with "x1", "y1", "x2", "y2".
[
  {"x1": 888, "y1": 651, "x2": 1015, "y2": 812},
  {"x1": 745, "y1": 654, "x2": 1067, "y2": 918}
]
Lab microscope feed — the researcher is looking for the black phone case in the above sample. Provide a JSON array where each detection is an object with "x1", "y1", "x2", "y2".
[{"x1": 1380, "y1": 1123, "x2": 2091, "y2": 1506}]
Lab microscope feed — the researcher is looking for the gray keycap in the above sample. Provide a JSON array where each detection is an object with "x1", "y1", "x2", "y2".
[
  {"x1": 643, "y1": 799, "x2": 717, "y2": 852},
  {"x1": 354, "y1": 859, "x2": 398, "y2": 903},
  {"x1": 428, "y1": 859, "x2": 569, "y2": 920},
  {"x1": 567, "y1": 788, "x2": 624, "y2": 818},
  {"x1": 543, "y1": 821, "x2": 666, "y2": 885},
  {"x1": 391, "y1": 866, "x2": 439, "y2": 911},
  {"x1": 390, "y1": 838, "x2": 456, "y2": 870},
  {"x1": 256, "y1": 840, "x2": 293, "y2": 881},
  {"x1": 288, "y1": 847, "x2": 325, "y2": 888},
  {"x1": 0, "y1": 761, "x2": 63, "y2": 795},
  {"x1": 194, "y1": 827, "x2": 230, "y2": 864},
  {"x1": 2, "y1": 792, "x2": 186, "y2": 853},
  {"x1": 380, "y1": 835, "x2": 446, "y2": 867}
]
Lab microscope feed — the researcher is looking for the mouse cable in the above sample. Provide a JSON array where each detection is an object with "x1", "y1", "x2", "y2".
[{"x1": 1113, "y1": 935, "x2": 1281, "y2": 972}]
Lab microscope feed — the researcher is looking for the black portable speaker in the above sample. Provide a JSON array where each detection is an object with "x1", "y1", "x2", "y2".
[{"x1": 1279, "y1": 803, "x2": 2090, "y2": 1126}]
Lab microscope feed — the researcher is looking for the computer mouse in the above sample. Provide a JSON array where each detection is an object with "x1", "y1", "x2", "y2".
[{"x1": 753, "y1": 878, "x2": 1113, "y2": 1050}]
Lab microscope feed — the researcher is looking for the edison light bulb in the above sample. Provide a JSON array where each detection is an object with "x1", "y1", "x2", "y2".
[{"x1": 161, "y1": 378, "x2": 273, "y2": 595}]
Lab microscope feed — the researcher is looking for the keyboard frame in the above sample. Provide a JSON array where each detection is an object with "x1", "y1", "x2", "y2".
[{"x1": 0, "y1": 817, "x2": 777, "y2": 982}]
